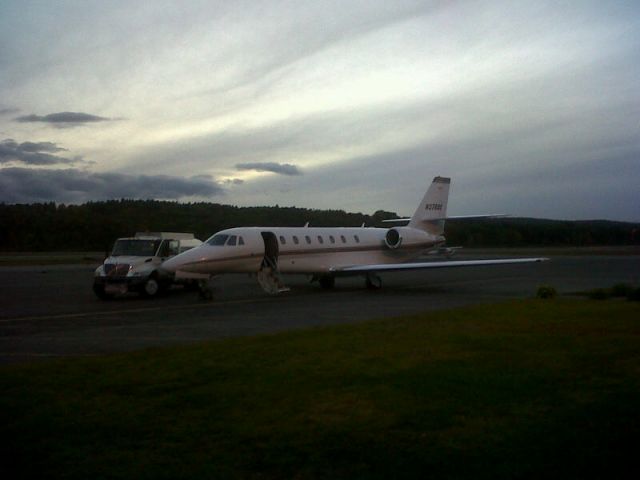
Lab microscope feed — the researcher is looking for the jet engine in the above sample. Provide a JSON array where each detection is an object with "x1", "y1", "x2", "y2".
[{"x1": 384, "y1": 228, "x2": 403, "y2": 249}]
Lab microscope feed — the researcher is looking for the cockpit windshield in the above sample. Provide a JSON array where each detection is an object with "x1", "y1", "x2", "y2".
[
  {"x1": 111, "y1": 239, "x2": 160, "y2": 256},
  {"x1": 206, "y1": 234, "x2": 229, "y2": 246}
]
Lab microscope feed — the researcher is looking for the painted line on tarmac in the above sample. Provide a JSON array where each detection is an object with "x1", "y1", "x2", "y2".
[
  {"x1": 0, "y1": 296, "x2": 287, "y2": 324},
  {"x1": 0, "y1": 285, "x2": 369, "y2": 324},
  {"x1": 0, "y1": 274, "x2": 526, "y2": 325}
]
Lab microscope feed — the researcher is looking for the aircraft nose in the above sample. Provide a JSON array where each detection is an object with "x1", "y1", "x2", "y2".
[
  {"x1": 162, "y1": 247, "x2": 203, "y2": 273},
  {"x1": 161, "y1": 255, "x2": 180, "y2": 273}
]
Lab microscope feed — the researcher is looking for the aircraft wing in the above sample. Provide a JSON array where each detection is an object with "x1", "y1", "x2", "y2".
[{"x1": 331, "y1": 257, "x2": 548, "y2": 274}]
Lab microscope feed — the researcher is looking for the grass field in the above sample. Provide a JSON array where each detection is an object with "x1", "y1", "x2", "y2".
[{"x1": 2, "y1": 299, "x2": 639, "y2": 479}]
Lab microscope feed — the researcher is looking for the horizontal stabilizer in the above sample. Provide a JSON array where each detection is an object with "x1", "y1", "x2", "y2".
[
  {"x1": 382, "y1": 214, "x2": 508, "y2": 224},
  {"x1": 381, "y1": 218, "x2": 410, "y2": 224},
  {"x1": 444, "y1": 214, "x2": 509, "y2": 220}
]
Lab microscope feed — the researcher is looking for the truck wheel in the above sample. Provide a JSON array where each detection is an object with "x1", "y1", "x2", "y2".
[
  {"x1": 142, "y1": 276, "x2": 161, "y2": 297},
  {"x1": 93, "y1": 282, "x2": 114, "y2": 300}
]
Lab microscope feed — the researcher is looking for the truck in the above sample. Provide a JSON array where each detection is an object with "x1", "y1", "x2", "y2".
[{"x1": 93, "y1": 232, "x2": 204, "y2": 299}]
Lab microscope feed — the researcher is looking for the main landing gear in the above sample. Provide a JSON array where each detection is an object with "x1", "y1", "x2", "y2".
[
  {"x1": 318, "y1": 275, "x2": 335, "y2": 290},
  {"x1": 365, "y1": 273, "x2": 382, "y2": 290}
]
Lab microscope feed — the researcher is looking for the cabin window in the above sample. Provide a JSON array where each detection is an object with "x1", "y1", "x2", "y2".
[
  {"x1": 293, "y1": 236, "x2": 299, "y2": 244},
  {"x1": 238, "y1": 236, "x2": 245, "y2": 246},
  {"x1": 340, "y1": 235, "x2": 346, "y2": 243},
  {"x1": 206, "y1": 234, "x2": 228, "y2": 246},
  {"x1": 305, "y1": 235, "x2": 311, "y2": 244},
  {"x1": 354, "y1": 235, "x2": 360, "y2": 243},
  {"x1": 227, "y1": 235, "x2": 237, "y2": 246},
  {"x1": 329, "y1": 235, "x2": 335, "y2": 244},
  {"x1": 279, "y1": 235, "x2": 286, "y2": 245},
  {"x1": 317, "y1": 236, "x2": 324, "y2": 244}
]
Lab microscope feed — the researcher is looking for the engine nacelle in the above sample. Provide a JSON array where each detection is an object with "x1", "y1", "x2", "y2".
[{"x1": 384, "y1": 228, "x2": 403, "y2": 249}]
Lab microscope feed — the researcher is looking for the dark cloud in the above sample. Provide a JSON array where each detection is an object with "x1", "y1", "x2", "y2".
[
  {"x1": 0, "y1": 139, "x2": 79, "y2": 165},
  {"x1": 236, "y1": 162, "x2": 302, "y2": 176},
  {"x1": 14, "y1": 111, "x2": 110, "y2": 126},
  {"x1": 17, "y1": 141, "x2": 67, "y2": 153},
  {"x1": 0, "y1": 168, "x2": 225, "y2": 204},
  {"x1": 0, "y1": 107, "x2": 19, "y2": 115}
]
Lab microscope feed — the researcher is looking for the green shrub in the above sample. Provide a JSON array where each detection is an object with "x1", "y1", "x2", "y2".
[
  {"x1": 627, "y1": 287, "x2": 640, "y2": 302},
  {"x1": 588, "y1": 288, "x2": 609, "y2": 300},
  {"x1": 611, "y1": 283, "x2": 633, "y2": 297},
  {"x1": 536, "y1": 285, "x2": 557, "y2": 299}
]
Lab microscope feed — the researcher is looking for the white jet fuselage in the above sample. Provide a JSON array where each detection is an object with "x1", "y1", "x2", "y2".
[{"x1": 162, "y1": 226, "x2": 443, "y2": 275}]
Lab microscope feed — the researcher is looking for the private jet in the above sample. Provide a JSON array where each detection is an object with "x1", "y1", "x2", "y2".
[{"x1": 162, "y1": 176, "x2": 547, "y2": 298}]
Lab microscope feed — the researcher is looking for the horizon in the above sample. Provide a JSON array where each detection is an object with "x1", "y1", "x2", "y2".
[{"x1": 2, "y1": 197, "x2": 638, "y2": 226}]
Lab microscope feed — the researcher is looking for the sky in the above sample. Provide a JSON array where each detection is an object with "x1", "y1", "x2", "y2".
[{"x1": 0, "y1": 0, "x2": 638, "y2": 221}]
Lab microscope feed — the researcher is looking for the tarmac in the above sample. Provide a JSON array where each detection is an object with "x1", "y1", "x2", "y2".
[{"x1": 1, "y1": 252, "x2": 638, "y2": 364}]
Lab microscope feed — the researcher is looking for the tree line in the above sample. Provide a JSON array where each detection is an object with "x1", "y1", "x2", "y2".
[{"x1": 0, "y1": 200, "x2": 637, "y2": 252}]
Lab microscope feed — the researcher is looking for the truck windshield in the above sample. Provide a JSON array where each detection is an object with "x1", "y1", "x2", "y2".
[{"x1": 111, "y1": 239, "x2": 161, "y2": 256}]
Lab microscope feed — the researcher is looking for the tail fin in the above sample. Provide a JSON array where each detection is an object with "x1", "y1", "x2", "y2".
[{"x1": 408, "y1": 176, "x2": 450, "y2": 235}]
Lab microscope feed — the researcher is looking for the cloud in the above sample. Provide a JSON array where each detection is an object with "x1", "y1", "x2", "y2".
[
  {"x1": 0, "y1": 107, "x2": 19, "y2": 115},
  {"x1": 223, "y1": 178, "x2": 245, "y2": 185},
  {"x1": 188, "y1": 2, "x2": 445, "y2": 101},
  {"x1": 14, "y1": 111, "x2": 111, "y2": 126},
  {"x1": 16, "y1": 141, "x2": 67, "y2": 153},
  {"x1": 235, "y1": 162, "x2": 302, "y2": 176},
  {"x1": 0, "y1": 139, "x2": 81, "y2": 165},
  {"x1": 0, "y1": 168, "x2": 225, "y2": 204}
]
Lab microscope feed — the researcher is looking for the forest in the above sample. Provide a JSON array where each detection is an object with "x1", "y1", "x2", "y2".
[{"x1": 0, "y1": 200, "x2": 638, "y2": 252}]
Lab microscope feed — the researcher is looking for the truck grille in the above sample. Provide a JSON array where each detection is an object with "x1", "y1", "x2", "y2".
[{"x1": 104, "y1": 263, "x2": 131, "y2": 276}]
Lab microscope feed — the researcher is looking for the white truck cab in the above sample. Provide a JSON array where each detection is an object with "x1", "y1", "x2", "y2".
[{"x1": 93, "y1": 232, "x2": 203, "y2": 299}]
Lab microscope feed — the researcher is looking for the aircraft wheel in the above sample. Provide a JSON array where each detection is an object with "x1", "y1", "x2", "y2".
[
  {"x1": 365, "y1": 274, "x2": 382, "y2": 290},
  {"x1": 198, "y1": 288, "x2": 214, "y2": 300},
  {"x1": 198, "y1": 279, "x2": 214, "y2": 300},
  {"x1": 319, "y1": 275, "x2": 335, "y2": 289}
]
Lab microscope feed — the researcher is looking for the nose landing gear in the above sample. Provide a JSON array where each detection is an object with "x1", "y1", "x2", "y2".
[{"x1": 198, "y1": 276, "x2": 215, "y2": 300}]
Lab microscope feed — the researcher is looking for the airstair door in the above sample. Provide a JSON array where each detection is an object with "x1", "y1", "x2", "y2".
[
  {"x1": 261, "y1": 231, "x2": 279, "y2": 269},
  {"x1": 258, "y1": 232, "x2": 288, "y2": 294}
]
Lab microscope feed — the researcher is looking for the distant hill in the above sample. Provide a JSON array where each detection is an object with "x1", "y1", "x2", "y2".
[{"x1": 0, "y1": 200, "x2": 638, "y2": 251}]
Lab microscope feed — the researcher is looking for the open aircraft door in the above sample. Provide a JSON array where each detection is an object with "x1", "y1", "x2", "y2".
[{"x1": 258, "y1": 231, "x2": 288, "y2": 294}]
